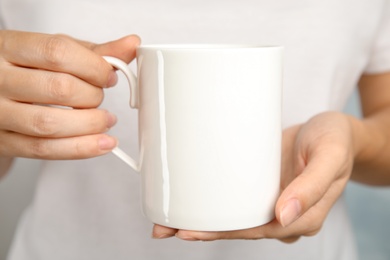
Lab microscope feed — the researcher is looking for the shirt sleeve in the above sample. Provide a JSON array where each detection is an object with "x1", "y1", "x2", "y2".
[{"x1": 364, "y1": 0, "x2": 390, "y2": 74}]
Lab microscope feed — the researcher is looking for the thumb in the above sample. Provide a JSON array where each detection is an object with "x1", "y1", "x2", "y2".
[
  {"x1": 57, "y1": 33, "x2": 141, "y2": 63},
  {"x1": 91, "y1": 35, "x2": 141, "y2": 63},
  {"x1": 275, "y1": 153, "x2": 340, "y2": 227}
]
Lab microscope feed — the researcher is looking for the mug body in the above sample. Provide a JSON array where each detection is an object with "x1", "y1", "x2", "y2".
[{"x1": 137, "y1": 45, "x2": 283, "y2": 231}]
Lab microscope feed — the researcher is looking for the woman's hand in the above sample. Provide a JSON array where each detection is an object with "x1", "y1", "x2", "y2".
[
  {"x1": 152, "y1": 111, "x2": 356, "y2": 242},
  {"x1": 0, "y1": 30, "x2": 140, "y2": 160},
  {"x1": 151, "y1": 72, "x2": 390, "y2": 243}
]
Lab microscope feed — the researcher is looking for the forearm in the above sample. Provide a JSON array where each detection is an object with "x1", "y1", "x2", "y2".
[
  {"x1": 349, "y1": 107, "x2": 390, "y2": 185},
  {"x1": 0, "y1": 157, "x2": 14, "y2": 180}
]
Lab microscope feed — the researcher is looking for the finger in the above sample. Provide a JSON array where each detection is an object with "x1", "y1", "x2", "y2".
[
  {"x1": 175, "y1": 223, "x2": 269, "y2": 241},
  {"x1": 276, "y1": 148, "x2": 347, "y2": 227},
  {"x1": 152, "y1": 224, "x2": 178, "y2": 239},
  {"x1": 90, "y1": 35, "x2": 141, "y2": 64},
  {"x1": 174, "y1": 218, "x2": 301, "y2": 241},
  {"x1": 59, "y1": 34, "x2": 140, "y2": 64},
  {"x1": 1, "y1": 31, "x2": 114, "y2": 87},
  {"x1": 0, "y1": 99, "x2": 116, "y2": 138},
  {"x1": 0, "y1": 131, "x2": 117, "y2": 159},
  {"x1": 175, "y1": 214, "x2": 318, "y2": 242},
  {"x1": 0, "y1": 64, "x2": 104, "y2": 108},
  {"x1": 259, "y1": 215, "x2": 321, "y2": 239}
]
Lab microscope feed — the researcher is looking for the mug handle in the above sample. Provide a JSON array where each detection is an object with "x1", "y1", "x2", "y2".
[{"x1": 103, "y1": 56, "x2": 140, "y2": 172}]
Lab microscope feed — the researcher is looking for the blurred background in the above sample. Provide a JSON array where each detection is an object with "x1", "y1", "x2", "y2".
[{"x1": 0, "y1": 91, "x2": 390, "y2": 260}]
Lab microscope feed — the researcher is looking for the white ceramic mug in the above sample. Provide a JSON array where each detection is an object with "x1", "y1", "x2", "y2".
[{"x1": 104, "y1": 44, "x2": 283, "y2": 231}]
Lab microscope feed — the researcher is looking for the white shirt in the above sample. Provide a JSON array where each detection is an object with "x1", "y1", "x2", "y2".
[{"x1": 1, "y1": 0, "x2": 390, "y2": 259}]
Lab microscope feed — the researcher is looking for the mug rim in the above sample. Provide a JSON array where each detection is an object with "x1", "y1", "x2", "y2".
[{"x1": 138, "y1": 44, "x2": 283, "y2": 50}]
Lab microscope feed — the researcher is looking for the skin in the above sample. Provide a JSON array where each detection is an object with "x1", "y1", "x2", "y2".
[
  {"x1": 1, "y1": 30, "x2": 390, "y2": 243},
  {"x1": 152, "y1": 72, "x2": 390, "y2": 242},
  {"x1": 0, "y1": 30, "x2": 140, "y2": 173}
]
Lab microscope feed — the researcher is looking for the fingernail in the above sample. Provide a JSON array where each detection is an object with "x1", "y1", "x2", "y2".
[
  {"x1": 107, "y1": 112, "x2": 117, "y2": 128},
  {"x1": 98, "y1": 136, "x2": 117, "y2": 151},
  {"x1": 107, "y1": 70, "x2": 118, "y2": 87},
  {"x1": 280, "y1": 199, "x2": 301, "y2": 227}
]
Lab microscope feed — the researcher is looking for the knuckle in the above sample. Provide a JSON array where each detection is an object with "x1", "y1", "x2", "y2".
[
  {"x1": 44, "y1": 73, "x2": 104, "y2": 108},
  {"x1": 31, "y1": 110, "x2": 59, "y2": 137},
  {"x1": 46, "y1": 73, "x2": 74, "y2": 103},
  {"x1": 73, "y1": 137, "x2": 100, "y2": 158},
  {"x1": 75, "y1": 141, "x2": 86, "y2": 157},
  {"x1": 39, "y1": 35, "x2": 69, "y2": 67},
  {"x1": 29, "y1": 138, "x2": 51, "y2": 158}
]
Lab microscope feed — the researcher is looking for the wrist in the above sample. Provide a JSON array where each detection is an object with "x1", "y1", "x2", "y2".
[
  {"x1": 347, "y1": 110, "x2": 390, "y2": 184},
  {"x1": 348, "y1": 114, "x2": 386, "y2": 163},
  {"x1": 345, "y1": 115, "x2": 367, "y2": 161}
]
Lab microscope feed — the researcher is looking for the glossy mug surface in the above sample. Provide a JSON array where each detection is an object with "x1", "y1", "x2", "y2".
[{"x1": 105, "y1": 44, "x2": 283, "y2": 231}]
